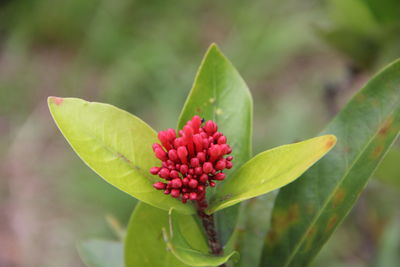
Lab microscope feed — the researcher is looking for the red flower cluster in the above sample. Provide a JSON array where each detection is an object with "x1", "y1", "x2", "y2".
[{"x1": 150, "y1": 115, "x2": 233, "y2": 205}]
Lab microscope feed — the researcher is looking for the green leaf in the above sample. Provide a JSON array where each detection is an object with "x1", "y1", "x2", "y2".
[
  {"x1": 234, "y1": 193, "x2": 277, "y2": 267},
  {"x1": 125, "y1": 202, "x2": 208, "y2": 267},
  {"x1": 177, "y1": 43, "x2": 253, "y2": 244},
  {"x1": 375, "y1": 145, "x2": 400, "y2": 188},
  {"x1": 207, "y1": 135, "x2": 337, "y2": 214},
  {"x1": 375, "y1": 217, "x2": 400, "y2": 267},
  {"x1": 164, "y1": 209, "x2": 239, "y2": 267},
  {"x1": 328, "y1": 0, "x2": 378, "y2": 34},
  {"x1": 78, "y1": 240, "x2": 123, "y2": 267},
  {"x1": 48, "y1": 97, "x2": 194, "y2": 215},
  {"x1": 262, "y1": 59, "x2": 400, "y2": 267}
]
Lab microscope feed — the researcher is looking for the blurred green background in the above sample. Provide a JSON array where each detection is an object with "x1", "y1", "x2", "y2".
[{"x1": 0, "y1": 0, "x2": 399, "y2": 266}]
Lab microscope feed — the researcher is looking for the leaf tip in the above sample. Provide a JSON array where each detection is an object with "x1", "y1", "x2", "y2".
[
  {"x1": 48, "y1": 96, "x2": 64, "y2": 106},
  {"x1": 324, "y1": 134, "x2": 337, "y2": 150}
]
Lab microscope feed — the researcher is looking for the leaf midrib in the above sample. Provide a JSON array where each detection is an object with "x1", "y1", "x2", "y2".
[{"x1": 73, "y1": 127, "x2": 154, "y2": 183}]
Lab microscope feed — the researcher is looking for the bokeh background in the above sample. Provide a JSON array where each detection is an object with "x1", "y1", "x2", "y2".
[{"x1": 1, "y1": 0, "x2": 399, "y2": 266}]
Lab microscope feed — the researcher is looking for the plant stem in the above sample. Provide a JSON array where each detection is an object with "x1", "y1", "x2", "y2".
[{"x1": 197, "y1": 201, "x2": 226, "y2": 267}]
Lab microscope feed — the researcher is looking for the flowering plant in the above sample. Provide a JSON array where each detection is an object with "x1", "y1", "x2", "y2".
[{"x1": 48, "y1": 44, "x2": 400, "y2": 267}]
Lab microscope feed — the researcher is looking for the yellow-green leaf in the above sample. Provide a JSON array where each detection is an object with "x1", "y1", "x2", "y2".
[
  {"x1": 164, "y1": 209, "x2": 239, "y2": 267},
  {"x1": 48, "y1": 97, "x2": 194, "y2": 214},
  {"x1": 125, "y1": 202, "x2": 208, "y2": 267},
  {"x1": 207, "y1": 135, "x2": 337, "y2": 214}
]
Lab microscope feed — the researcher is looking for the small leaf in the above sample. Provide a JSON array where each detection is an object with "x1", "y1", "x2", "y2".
[
  {"x1": 164, "y1": 209, "x2": 239, "y2": 267},
  {"x1": 207, "y1": 135, "x2": 337, "y2": 214},
  {"x1": 48, "y1": 97, "x2": 194, "y2": 214},
  {"x1": 125, "y1": 202, "x2": 208, "y2": 267},
  {"x1": 78, "y1": 240, "x2": 123, "y2": 267},
  {"x1": 262, "y1": 58, "x2": 400, "y2": 267},
  {"x1": 177, "y1": 43, "x2": 253, "y2": 244}
]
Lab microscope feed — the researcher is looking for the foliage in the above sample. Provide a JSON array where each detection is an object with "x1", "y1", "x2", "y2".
[
  {"x1": 48, "y1": 44, "x2": 400, "y2": 267},
  {"x1": 318, "y1": 0, "x2": 400, "y2": 69}
]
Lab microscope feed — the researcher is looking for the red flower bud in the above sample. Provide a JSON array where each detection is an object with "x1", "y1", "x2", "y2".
[
  {"x1": 150, "y1": 117, "x2": 232, "y2": 204},
  {"x1": 213, "y1": 132, "x2": 222, "y2": 140},
  {"x1": 188, "y1": 179, "x2": 198, "y2": 188},
  {"x1": 193, "y1": 134, "x2": 203, "y2": 152},
  {"x1": 200, "y1": 174, "x2": 208, "y2": 183},
  {"x1": 150, "y1": 167, "x2": 160, "y2": 175},
  {"x1": 158, "y1": 131, "x2": 171, "y2": 150},
  {"x1": 155, "y1": 148, "x2": 167, "y2": 161},
  {"x1": 167, "y1": 128, "x2": 176, "y2": 140},
  {"x1": 204, "y1": 120, "x2": 217, "y2": 135},
  {"x1": 194, "y1": 167, "x2": 203, "y2": 175},
  {"x1": 170, "y1": 170, "x2": 179, "y2": 179},
  {"x1": 197, "y1": 152, "x2": 206, "y2": 162},
  {"x1": 153, "y1": 182, "x2": 166, "y2": 190},
  {"x1": 168, "y1": 149, "x2": 178, "y2": 162},
  {"x1": 158, "y1": 168, "x2": 170, "y2": 179},
  {"x1": 177, "y1": 146, "x2": 188, "y2": 164},
  {"x1": 190, "y1": 157, "x2": 200, "y2": 167},
  {"x1": 170, "y1": 189, "x2": 180, "y2": 198},
  {"x1": 217, "y1": 135, "x2": 227, "y2": 144},
  {"x1": 191, "y1": 115, "x2": 202, "y2": 133},
  {"x1": 189, "y1": 192, "x2": 198, "y2": 200},
  {"x1": 226, "y1": 161, "x2": 233, "y2": 169},
  {"x1": 215, "y1": 160, "x2": 226, "y2": 170},
  {"x1": 180, "y1": 164, "x2": 188, "y2": 174},
  {"x1": 171, "y1": 178, "x2": 183, "y2": 188},
  {"x1": 214, "y1": 173, "x2": 225, "y2": 181},
  {"x1": 203, "y1": 162, "x2": 213, "y2": 173}
]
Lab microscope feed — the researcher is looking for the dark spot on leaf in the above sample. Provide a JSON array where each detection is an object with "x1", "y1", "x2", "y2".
[
  {"x1": 372, "y1": 145, "x2": 384, "y2": 158},
  {"x1": 343, "y1": 146, "x2": 351, "y2": 153},
  {"x1": 332, "y1": 188, "x2": 345, "y2": 208},
  {"x1": 266, "y1": 230, "x2": 278, "y2": 245},
  {"x1": 326, "y1": 215, "x2": 338, "y2": 232},
  {"x1": 304, "y1": 226, "x2": 317, "y2": 250},
  {"x1": 379, "y1": 117, "x2": 393, "y2": 135},
  {"x1": 269, "y1": 204, "x2": 300, "y2": 239},
  {"x1": 196, "y1": 107, "x2": 203, "y2": 113}
]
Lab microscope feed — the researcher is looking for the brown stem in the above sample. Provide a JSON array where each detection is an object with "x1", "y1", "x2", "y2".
[{"x1": 197, "y1": 201, "x2": 226, "y2": 267}]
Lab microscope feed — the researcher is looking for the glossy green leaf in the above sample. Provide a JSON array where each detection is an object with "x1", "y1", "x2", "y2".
[
  {"x1": 207, "y1": 135, "x2": 337, "y2": 214},
  {"x1": 48, "y1": 97, "x2": 194, "y2": 215},
  {"x1": 164, "y1": 209, "x2": 239, "y2": 267},
  {"x1": 78, "y1": 240, "x2": 123, "y2": 267},
  {"x1": 177, "y1": 43, "x2": 253, "y2": 244},
  {"x1": 263, "y1": 59, "x2": 400, "y2": 267},
  {"x1": 125, "y1": 202, "x2": 208, "y2": 267}
]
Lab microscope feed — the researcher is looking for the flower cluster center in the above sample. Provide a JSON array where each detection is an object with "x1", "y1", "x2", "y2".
[{"x1": 150, "y1": 115, "x2": 233, "y2": 205}]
